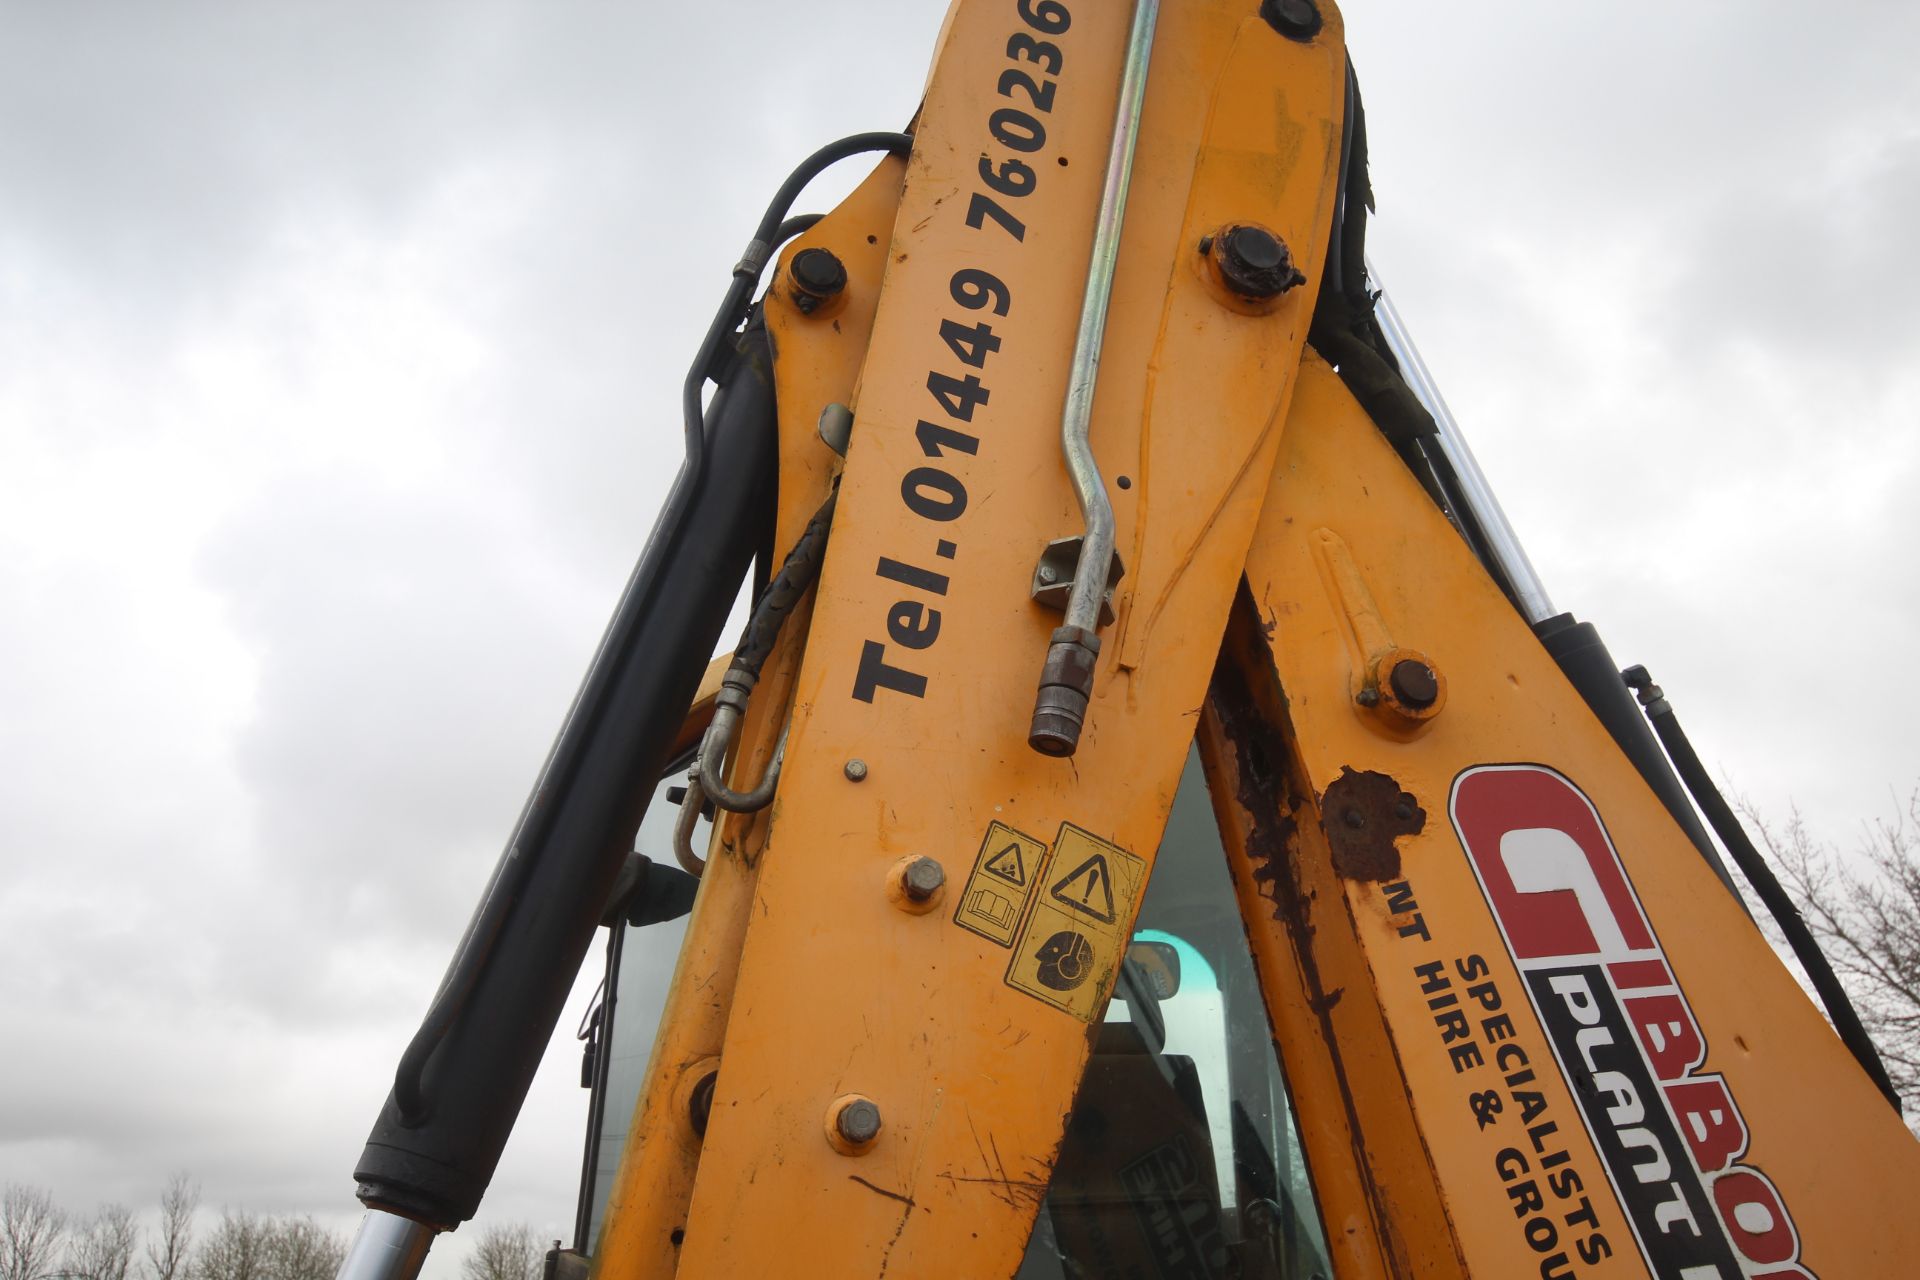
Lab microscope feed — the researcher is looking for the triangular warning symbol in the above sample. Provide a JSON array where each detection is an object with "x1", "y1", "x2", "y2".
[
  {"x1": 1049, "y1": 854, "x2": 1115, "y2": 924},
  {"x1": 984, "y1": 842, "x2": 1027, "y2": 887}
]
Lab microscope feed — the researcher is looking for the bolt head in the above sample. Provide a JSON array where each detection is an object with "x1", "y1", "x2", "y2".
[
  {"x1": 1389, "y1": 659, "x2": 1440, "y2": 709},
  {"x1": 790, "y1": 247, "x2": 848, "y2": 304},
  {"x1": 843, "y1": 758, "x2": 869, "y2": 783},
  {"x1": 688, "y1": 1071, "x2": 718, "y2": 1136},
  {"x1": 1215, "y1": 225, "x2": 1305, "y2": 300},
  {"x1": 903, "y1": 856, "x2": 946, "y2": 902},
  {"x1": 1225, "y1": 226, "x2": 1283, "y2": 273},
  {"x1": 1342, "y1": 808, "x2": 1366, "y2": 830},
  {"x1": 1037, "y1": 564, "x2": 1059, "y2": 585},
  {"x1": 1261, "y1": 0, "x2": 1323, "y2": 40},
  {"x1": 836, "y1": 1098, "x2": 882, "y2": 1146}
]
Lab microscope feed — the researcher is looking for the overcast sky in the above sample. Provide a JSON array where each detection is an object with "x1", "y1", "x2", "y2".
[{"x1": 3, "y1": 2, "x2": 1916, "y2": 1277}]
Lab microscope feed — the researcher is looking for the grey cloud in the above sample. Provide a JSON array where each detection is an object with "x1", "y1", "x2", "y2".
[
  {"x1": 4, "y1": 6, "x2": 1917, "y2": 1278},
  {"x1": 1661, "y1": 129, "x2": 1920, "y2": 369}
]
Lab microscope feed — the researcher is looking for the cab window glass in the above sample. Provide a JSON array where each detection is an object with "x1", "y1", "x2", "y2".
[{"x1": 1016, "y1": 743, "x2": 1333, "y2": 1280}]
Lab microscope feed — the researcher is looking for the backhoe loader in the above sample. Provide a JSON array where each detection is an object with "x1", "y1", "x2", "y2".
[{"x1": 333, "y1": 1, "x2": 1920, "y2": 1276}]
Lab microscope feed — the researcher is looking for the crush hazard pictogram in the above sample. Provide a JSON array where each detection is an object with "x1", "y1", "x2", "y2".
[{"x1": 984, "y1": 841, "x2": 1029, "y2": 887}]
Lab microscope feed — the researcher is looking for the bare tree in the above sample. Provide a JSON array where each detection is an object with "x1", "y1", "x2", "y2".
[
  {"x1": 2, "y1": 1185, "x2": 67, "y2": 1280},
  {"x1": 66, "y1": 1205, "x2": 137, "y2": 1280},
  {"x1": 1746, "y1": 788, "x2": 1920, "y2": 1110},
  {"x1": 189, "y1": 1212, "x2": 265, "y2": 1280},
  {"x1": 257, "y1": 1219, "x2": 343, "y2": 1280},
  {"x1": 459, "y1": 1224, "x2": 540, "y2": 1280},
  {"x1": 145, "y1": 1177, "x2": 197, "y2": 1280},
  {"x1": 188, "y1": 1211, "x2": 346, "y2": 1280}
]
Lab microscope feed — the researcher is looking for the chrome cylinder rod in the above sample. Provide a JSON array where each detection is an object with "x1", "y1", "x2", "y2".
[
  {"x1": 1028, "y1": 0, "x2": 1161, "y2": 756},
  {"x1": 1368, "y1": 266, "x2": 1557, "y2": 624},
  {"x1": 336, "y1": 1211, "x2": 435, "y2": 1280}
]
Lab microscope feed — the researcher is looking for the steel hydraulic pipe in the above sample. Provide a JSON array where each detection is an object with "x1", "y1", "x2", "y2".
[
  {"x1": 1368, "y1": 267, "x2": 1556, "y2": 624},
  {"x1": 1028, "y1": 0, "x2": 1160, "y2": 757},
  {"x1": 1364, "y1": 267, "x2": 1751, "y2": 895}
]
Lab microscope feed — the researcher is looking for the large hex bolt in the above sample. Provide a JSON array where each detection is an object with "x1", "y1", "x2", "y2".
[
  {"x1": 902, "y1": 857, "x2": 945, "y2": 903},
  {"x1": 788, "y1": 247, "x2": 847, "y2": 314},
  {"x1": 1205, "y1": 225, "x2": 1306, "y2": 301},
  {"x1": 888, "y1": 854, "x2": 947, "y2": 913},
  {"x1": 827, "y1": 1095, "x2": 883, "y2": 1155}
]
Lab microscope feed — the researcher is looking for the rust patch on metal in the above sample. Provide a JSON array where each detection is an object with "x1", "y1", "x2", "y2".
[
  {"x1": 1321, "y1": 767, "x2": 1425, "y2": 881},
  {"x1": 1206, "y1": 663, "x2": 1305, "y2": 931},
  {"x1": 1206, "y1": 590, "x2": 1417, "y2": 1277}
]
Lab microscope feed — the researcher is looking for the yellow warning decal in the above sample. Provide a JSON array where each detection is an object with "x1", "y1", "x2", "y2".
[
  {"x1": 953, "y1": 821, "x2": 1050, "y2": 947},
  {"x1": 1005, "y1": 825, "x2": 1146, "y2": 1022}
]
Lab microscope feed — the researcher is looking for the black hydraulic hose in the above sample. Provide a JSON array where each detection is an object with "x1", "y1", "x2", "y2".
[
  {"x1": 1622, "y1": 666, "x2": 1902, "y2": 1112},
  {"x1": 732, "y1": 486, "x2": 838, "y2": 679},
  {"x1": 694, "y1": 485, "x2": 841, "y2": 813},
  {"x1": 681, "y1": 131, "x2": 913, "y2": 448},
  {"x1": 774, "y1": 212, "x2": 826, "y2": 245},
  {"x1": 386, "y1": 130, "x2": 911, "y2": 1126},
  {"x1": 571, "y1": 924, "x2": 622, "y2": 1252},
  {"x1": 747, "y1": 212, "x2": 826, "y2": 597},
  {"x1": 1309, "y1": 62, "x2": 1472, "y2": 553},
  {"x1": 1320, "y1": 61, "x2": 1362, "y2": 305}
]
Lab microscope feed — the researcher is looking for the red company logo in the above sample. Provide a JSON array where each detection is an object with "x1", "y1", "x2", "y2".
[{"x1": 1451, "y1": 764, "x2": 1815, "y2": 1280}]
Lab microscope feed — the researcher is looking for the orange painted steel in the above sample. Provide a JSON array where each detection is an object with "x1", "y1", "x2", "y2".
[
  {"x1": 649, "y1": 0, "x2": 1343, "y2": 1275},
  {"x1": 586, "y1": 1, "x2": 1920, "y2": 1276},
  {"x1": 1210, "y1": 352, "x2": 1920, "y2": 1277}
]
